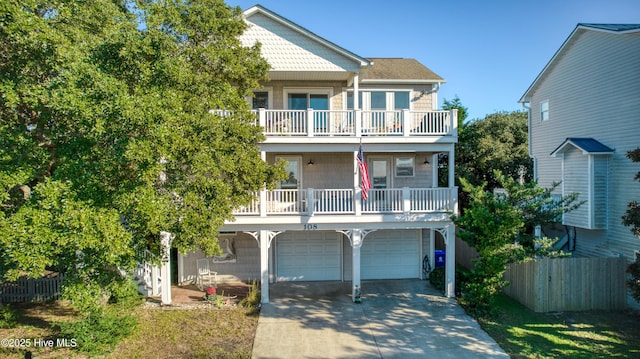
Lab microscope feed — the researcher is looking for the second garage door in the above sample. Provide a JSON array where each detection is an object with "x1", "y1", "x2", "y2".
[
  {"x1": 361, "y1": 230, "x2": 420, "y2": 279},
  {"x1": 276, "y1": 231, "x2": 341, "y2": 281}
]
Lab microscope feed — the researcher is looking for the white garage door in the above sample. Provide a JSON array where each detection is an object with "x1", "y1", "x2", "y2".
[
  {"x1": 362, "y1": 230, "x2": 420, "y2": 279},
  {"x1": 276, "y1": 231, "x2": 341, "y2": 281}
]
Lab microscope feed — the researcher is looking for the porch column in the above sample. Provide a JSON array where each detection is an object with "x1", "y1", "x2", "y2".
[
  {"x1": 445, "y1": 225, "x2": 456, "y2": 298},
  {"x1": 160, "y1": 231, "x2": 173, "y2": 305},
  {"x1": 259, "y1": 230, "x2": 270, "y2": 303},
  {"x1": 260, "y1": 151, "x2": 267, "y2": 217},
  {"x1": 351, "y1": 229, "x2": 363, "y2": 302},
  {"x1": 353, "y1": 73, "x2": 359, "y2": 110},
  {"x1": 448, "y1": 145, "x2": 455, "y2": 188},
  {"x1": 431, "y1": 153, "x2": 439, "y2": 188}
]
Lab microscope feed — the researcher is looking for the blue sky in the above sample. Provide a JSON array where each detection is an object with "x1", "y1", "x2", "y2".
[{"x1": 225, "y1": 0, "x2": 640, "y2": 121}]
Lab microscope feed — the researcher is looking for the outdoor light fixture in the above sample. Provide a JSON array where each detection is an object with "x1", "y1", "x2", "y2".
[
  {"x1": 423, "y1": 158, "x2": 430, "y2": 165},
  {"x1": 307, "y1": 159, "x2": 315, "y2": 166}
]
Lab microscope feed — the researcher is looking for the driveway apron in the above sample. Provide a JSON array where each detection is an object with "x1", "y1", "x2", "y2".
[{"x1": 251, "y1": 279, "x2": 508, "y2": 358}]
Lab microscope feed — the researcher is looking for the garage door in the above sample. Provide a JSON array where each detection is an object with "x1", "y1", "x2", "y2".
[
  {"x1": 276, "y1": 231, "x2": 341, "y2": 281},
  {"x1": 362, "y1": 230, "x2": 420, "y2": 279}
]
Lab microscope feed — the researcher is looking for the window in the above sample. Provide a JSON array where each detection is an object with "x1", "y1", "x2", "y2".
[
  {"x1": 276, "y1": 156, "x2": 302, "y2": 189},
  {"x1": 395, "y1": 157, "x2": 415, "y2": 177},
  {"x1": 346, "y1": 91, "x2": 363, "y2": 110},
  {"x1": 540, "y1": 101, "x2": 549, "y2": 121},
  {"x1": 370, "y1": 92, "x2": 386, "y2": 110},
  {"x1": 252, "y1": 92, "x2": 269, "y2": 109},
  {"x1": 394, "y1": 92, "x2": 410, "y2": 110}
]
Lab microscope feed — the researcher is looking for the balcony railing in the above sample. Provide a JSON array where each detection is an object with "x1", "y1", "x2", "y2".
[
  {"x1": 232, "y1": 187, "x2": 457, "y2": 216},
  {"x1": 252, "y1": 109, "x2": 457, "y2": 137}
]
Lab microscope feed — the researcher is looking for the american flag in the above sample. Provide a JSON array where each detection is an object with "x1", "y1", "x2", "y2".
[{"x1": 356, "y1": 145, "x2": 372, "y2": 200}]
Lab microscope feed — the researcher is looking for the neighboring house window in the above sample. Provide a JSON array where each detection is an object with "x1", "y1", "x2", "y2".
[
  {"x1": 540, "y1": 101, "x2": 549, "y2": 121},
  {"x1": 395, "y1": 156, "x2": 415, "y2": 177}
]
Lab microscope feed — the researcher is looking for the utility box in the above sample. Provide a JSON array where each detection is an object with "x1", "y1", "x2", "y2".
[{"x1": 434, "y1": 250, "x2": 446, "y2": 268}]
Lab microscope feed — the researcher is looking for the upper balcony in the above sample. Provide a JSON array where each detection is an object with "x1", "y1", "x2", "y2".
[{"x1": 248, "y1": 109, "x2": 458, "y2": 142}]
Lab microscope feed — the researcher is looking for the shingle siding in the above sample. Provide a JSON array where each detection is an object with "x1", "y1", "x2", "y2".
[
  {"x1": 241, "y1": 13, "x2": 361, "y2": 72},
  {"x1": 529, "y1": 28, "x2": 640, "y2": 260}
]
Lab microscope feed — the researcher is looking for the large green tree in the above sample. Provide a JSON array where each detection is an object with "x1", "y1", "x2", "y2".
[
  {"x1": 0, "y1": 0, "x2": 281, "y2": 307},
  {"x1": 457, "y1": 110, "x2": 532, "y2": 191},
  {"x1": 454, "y1": 171, "x2": 579, "y2": 315},
  {"x1": 622, "y1": 147, "x2": 640, "y2": 302}
]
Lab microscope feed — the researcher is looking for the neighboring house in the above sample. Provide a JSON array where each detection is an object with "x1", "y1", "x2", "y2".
[
  {"x1": 176, "y1": 5, "x2": 458, "y2": 303},
  {"x1": 519, "y1": 24, "x2": 640, "y2": 261}
]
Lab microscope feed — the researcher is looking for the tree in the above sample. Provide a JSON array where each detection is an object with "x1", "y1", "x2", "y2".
[
  {"x1": 442, "y1": 95, "x2": 468, "y2": 131},
  {"x1": 622, "y1": 148, "x2": 640, "y2": 237},
  {"x1": 454, "y1": 171, "x2": 579, "y2": 315},
  {"x1": 457, "y1": 111, "x2": 532, "y2": 192},
  {"x1": 0, "y1": 0, "x2": 282, "y2": 310},
  {"x1": 622, "y1": 147, "x2": 640, "y2": 302}
]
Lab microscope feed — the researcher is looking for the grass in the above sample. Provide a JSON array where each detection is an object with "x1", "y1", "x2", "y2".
[
  {"x1": 476, "y1": 294, "x2": 640, "y2": 358},
  {"x1": 0, "y1": 300, "x2": 259, "y2": 358}
]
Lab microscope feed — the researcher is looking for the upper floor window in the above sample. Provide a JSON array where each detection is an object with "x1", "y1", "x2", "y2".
[
  {"x1": 252, "y1": 92, "x2": 269, "y2": 109},
  {"x1": 540, "y1": 101, "x2": 549, "y2": 121},
  {"x1": 394, "y1": 92, "x2": 410, "y2": 110}
]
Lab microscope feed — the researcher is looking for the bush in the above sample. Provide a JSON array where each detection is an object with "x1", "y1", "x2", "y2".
[
  {"x1": 106, "y1": 277, "x2": 143, "y2": 309},
  {"x1": 429, "y1": 267, "x2": 445, "y2": 292},
  {"x1": 239, "y1": 280, "x2": 261, "y2": 312},
  {"x1": 0, "y1": 304, "x2": 18, "y2": 329},
  {"x1": 628, "y1": 252, "x2": 640, "y2": 303},
  {"x1": 56, "y1": 307, "x2": 136, "y2": 355}
]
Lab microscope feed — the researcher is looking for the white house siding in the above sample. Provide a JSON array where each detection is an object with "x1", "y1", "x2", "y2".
[
  {"x1": 593, "y1": 156, "x2": 609, "y2": 229},
  {"x1": 529, "y1": 29, "x2": 640, "y2": 260},
  {"x1": 562, "y1": 148, "x2": 589, "y2": 229},
  {"x1": 180, "y1": 233, "x2": 260, "y2": 284}
]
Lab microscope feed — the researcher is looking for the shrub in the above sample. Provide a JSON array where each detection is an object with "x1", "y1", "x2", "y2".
[
  {"x1": 56, "y1": 307, "x2": 136, "y2": 355},
  {"x1": 0, "y1": 304, "x2": 18, "y2": 329},
  {"x1": 106, "y1": 277, "x2": 143, "y2": 309},
  {"x1": 628, "y1": 252, "x2": 640, "y2": 303},
  {"x1": 239, "y1": 280, "x2": 261, "y2": 311}
]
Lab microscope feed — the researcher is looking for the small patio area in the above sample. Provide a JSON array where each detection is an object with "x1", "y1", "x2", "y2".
[{"x1": 170, "y1": 282, "x2": 252, "y2": 304}]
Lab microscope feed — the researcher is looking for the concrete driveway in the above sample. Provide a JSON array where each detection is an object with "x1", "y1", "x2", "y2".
[{"x1": 252, "y1": 280, "x2": 508, "y2": 359}]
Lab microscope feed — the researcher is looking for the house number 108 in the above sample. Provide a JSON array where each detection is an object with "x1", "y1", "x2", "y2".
[{"x1": 303, "y1": 224, "x2": 318, "y2": 230}]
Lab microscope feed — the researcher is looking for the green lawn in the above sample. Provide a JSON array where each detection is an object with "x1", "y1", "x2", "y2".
[{"x1": 476, "y1": 294, "x2": 640, "y2": 358}]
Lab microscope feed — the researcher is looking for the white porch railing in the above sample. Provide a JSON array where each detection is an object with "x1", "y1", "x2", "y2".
[
  {"x1": 233, "y1": 187, "x2": 456, "y2": 216},
  {"x1": 253, "y1": 109, "x2": 457, "y2": 137},
  {"x1": 134, "y1": 249, "x2": 161, "y2": 296}
]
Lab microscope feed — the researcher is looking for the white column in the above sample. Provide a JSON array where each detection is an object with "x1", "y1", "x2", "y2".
[
  {"x1": 160, "y1": 231, "x2": 173, "y2": 305},
  {"x1": 353, "y1": 74, "x2": 359, "y2": 110},
  {"x1": 445, "y1": 225, "x2": 456, "y2": 298},
  {"x1": 259, "y1": 230, "x2": 270, "y2": 303},
  {"x1": 448, "y1": 145, "x2": 455, "y2": 188},
  {"x1": 431, "y1": 153, "x2": 439, "y2": 188},
  {"x1": 351, "y1": 229, "x2": 363, "y2": 302},
  {"x1": 260, "y1": 151, "x2": 267, "y2": 217}
]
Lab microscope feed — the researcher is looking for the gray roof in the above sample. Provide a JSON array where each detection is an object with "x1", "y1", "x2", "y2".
[
  {"x1": 360, "y1": 58, "x2": 444, "y2": 83},
  {"x1": 579, "y1": 23, "x2": 640, "y2": 32},
  {"x1": 550, "y1": 138, "x2": 615, "y2": 156}
]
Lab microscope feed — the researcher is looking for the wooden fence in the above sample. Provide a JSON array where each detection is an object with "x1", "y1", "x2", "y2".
[
  {"x1": 454, "y1": 237, "x2": 628, "y2": 312},
  {"x1": 503, "y1": 257, "x2": 627, "y2": 312},
  {"x1": 0, "y1": 274, "x2": 64, "y2": 303}
]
